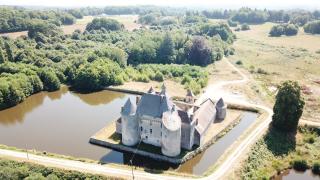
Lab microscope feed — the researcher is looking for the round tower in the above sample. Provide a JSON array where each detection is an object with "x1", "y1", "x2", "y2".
[
  {"x1": 161, "y1": 107, "x2": 181, "y2": 157},
  {"x1": 216, "y1": 98, "x2": 227, "y2": 120},
  {"x1": 121, "y1": 98, "x2": 140, "y2": 146}
]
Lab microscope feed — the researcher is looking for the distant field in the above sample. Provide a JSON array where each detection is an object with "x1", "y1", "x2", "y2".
[
  {"x1": 0, "y1": 31, "x2": 28, "y2": 39},
  {"x1": 229, "y1": 22, "x2": 320, "y2": 122},
  {"x1": 0, "y1": 15, "x2": 141, "y2": 38}
]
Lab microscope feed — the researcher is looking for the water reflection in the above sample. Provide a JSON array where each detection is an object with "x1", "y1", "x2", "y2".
[
  {"x1": 72, "y1": 90, "x2": 125, "y2": 106},
  {"x1": 0, "y1": 87, "x2": 70, "y2": 126},
  {"x1": 0, "y1": 87, "x2": 135, "y2": 161},
  {"x1": 0, "y1": 86, "x2": 125, "y2": 126}
]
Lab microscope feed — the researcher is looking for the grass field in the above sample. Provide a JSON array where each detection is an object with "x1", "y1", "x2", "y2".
[
  {"x1": 228, "y1": 22, "x2": 320, "y2": 123},
  {"x1": 1, "y1": 15, "x2": 141, "y2": 38}
]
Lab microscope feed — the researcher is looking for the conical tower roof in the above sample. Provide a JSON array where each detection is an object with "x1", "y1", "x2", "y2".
[
  {"x1": 147, "y1": 86, "x2": 155, "y2": 94},
  {"x1": 186, "y1": 89, "x2": 195, "y2": 97},
  {"x1": 122, "y1": 98, "x2": 136, "y2": 115},
  {"x1": 160, "y1": 83, "x2": 167, "y2": 95},
  {"x1": 216, "y1": 98, "x2": 225, "y2": 108}
]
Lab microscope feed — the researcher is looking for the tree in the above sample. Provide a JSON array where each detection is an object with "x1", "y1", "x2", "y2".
[
  {"x1": 272, "y1": 81, "x2": 305, "y2": 132},
  {"x1": 285, "y1": 24, "x2": 298, "y2": 36},
  {"x1": 241, "y1": 23, "x2": 250, "y2": 31},
  {"x1": 38, "y1": 69, "x2": 61, "y2": 92},
  {"x1": 269, "y1": 25, "x2": 284, "y2": 37},
  {"x1": 157, "y1": 33, "x2": 174, "y2": 64},
  {"x1": 0, "y1": 47, "x2": 5, "y2": 64},
  {"x1": 86, "y1": 18, "x2": 124, "y2": 31},
  {"x1": 4, "y1": 42, "x2": 14, "y2": 62},
  {"x1": 187, "y1": 36, "x2": 213, "y2": 66},
  {"x1": 304, "y1": 20, "x2": 320, "y2": 34}
]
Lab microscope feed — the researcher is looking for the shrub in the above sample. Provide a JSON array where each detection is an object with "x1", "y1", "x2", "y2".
[
  {"x1": 312, "y1": 162, "x2": 320, "y2": 174},
  {"x1": 292, "y1": 159, "x2": 308, "y2": 171},
  {"x1": 136, "y1": 74, "x2": 150, "y2": 82},
  {"x1": 236, "y1": 60, "x2": 243, "y2": 65},
  {"x1": 241, "y1": 23, "x2": 250, "y2": 31},
  {"x1": 257, "y1": 68, "x2": 268, "y2": 74},
  {"x1": 304, "y1": 20, "x2": 320, "y2": 34},
  {"x1": 227, "y1": 19, "x2": 238, "y2": 27},
  {"x1": 154, "y1": 71, "x2": 164, "y2": 82},
  {"x1": 269, "y1": 24, "x2": 298, "y2": 37}
]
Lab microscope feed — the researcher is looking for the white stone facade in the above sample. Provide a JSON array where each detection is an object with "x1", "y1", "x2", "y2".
[{"x1": 119, "y1": 86, "x2": 227, "y2": 157}]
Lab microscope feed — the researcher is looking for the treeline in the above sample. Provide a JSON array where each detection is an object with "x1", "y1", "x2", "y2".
[
  {"x1": 269, "y1": 24, "x2": 299, "y2": 36},
  {"x1": 0, "y1": 6, "x2": 79, "y2": 33},
  {"x1": 0, "y1": 62, "x2": 61, "y2": 109},
  {"x1": 0, "y1": 158, "x2": 120, "y2": 180},
  {"x1": 304, "y1": 20, "x2": 320, "y2": 34},
  {"x1": 201, "y1": 8, "x2": 320, "y2": 26}
]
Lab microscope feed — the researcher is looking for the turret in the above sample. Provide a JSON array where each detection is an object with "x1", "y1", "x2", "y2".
[
  {"x1": 185, "y1": 89, "x2": 195, "y2": 103},
  {"x1": 121, "y1": 98, "x2": 140, "y2": 146},
  {"x1": 160, "y1": 83, "x2": 167, "y2": 95},
  {"x1": 161, "y1": 110, "x2": 181, "y2": 157},
  {"x1": 216, "y1": 98, "x2": 227, "y2": 120},
  {"x1": 147, "y1": 86, "x2": 155, "y2": 94}
]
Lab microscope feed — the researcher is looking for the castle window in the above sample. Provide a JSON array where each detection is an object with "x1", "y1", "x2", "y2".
[
  {"x1": 150, "y1": 129, "x2": 152, "y2": 134},
  {"x1": 146, "y1": 136, "x2": 148, "y2": 140},
  {"x1": 140, "y1": 127, "x2": 143, "y2": 131}
]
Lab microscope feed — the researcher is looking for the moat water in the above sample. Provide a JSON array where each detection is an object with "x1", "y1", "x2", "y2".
[{"x1": 0, "y1": 86, "x2": 258, "y2": 175}]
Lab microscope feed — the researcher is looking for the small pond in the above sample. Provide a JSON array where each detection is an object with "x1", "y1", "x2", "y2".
[{"x1": 274, "y1": 169, "x2": 320, "y2": 180}]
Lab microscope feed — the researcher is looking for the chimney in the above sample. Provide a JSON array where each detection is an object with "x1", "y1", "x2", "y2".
[{"x1": 136, "y1": 96, "x2": 140, "y2": 105}]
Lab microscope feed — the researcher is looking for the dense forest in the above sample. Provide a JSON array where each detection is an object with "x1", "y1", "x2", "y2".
[{"x1": 0, "y1": 6, "x2": 235, "y2": 110}]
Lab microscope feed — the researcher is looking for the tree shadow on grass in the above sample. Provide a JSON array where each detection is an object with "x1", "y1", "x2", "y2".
[{"x1": 264, "y1": 125, "x2": 297, "y2": 156}]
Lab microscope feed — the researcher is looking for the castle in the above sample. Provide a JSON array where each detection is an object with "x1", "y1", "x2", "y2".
[{"x1": 116, "y1": 84, "x2": 227, "y2": 157}]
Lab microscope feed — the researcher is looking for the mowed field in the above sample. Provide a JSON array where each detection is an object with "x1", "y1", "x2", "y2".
[
  {"x1": 228, "y1": 22, "x2": 320, "y2": 122},
  {"x1": 0, "y1": 15, "x2": 141, "y2": 38}
]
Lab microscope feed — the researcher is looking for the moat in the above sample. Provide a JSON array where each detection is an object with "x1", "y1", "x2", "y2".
[{"x1": 0, "y1": 86, "x2": 257, "y2": 175}]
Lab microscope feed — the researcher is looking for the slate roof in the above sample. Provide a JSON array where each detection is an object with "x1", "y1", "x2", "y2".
[
  {"x1": 186, "y1": 89, "x2": 195, "y2": 97},
  {"x1": 122, "y1": 98, "x2": 136, "y2": 115},
  {"x1": 216, "y1": 98, "x2": 226, "y2": 108},
  {"x1": 136, "y1": 93, "x2": 173, "y2": 118},
  {"x1": 178, "y1": 110, "x2": 192, "y2": 124},
  {"x1": 147, "y1": 86, "x2": 155, "y2": 94},
  {"x1": 194, "y1": 99, "x2": 216, "y2": 135}
]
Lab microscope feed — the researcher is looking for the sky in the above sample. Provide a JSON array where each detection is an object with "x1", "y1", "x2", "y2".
[{"x1": 0, "y1": 0, "x2": 320, "y2": 10}]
